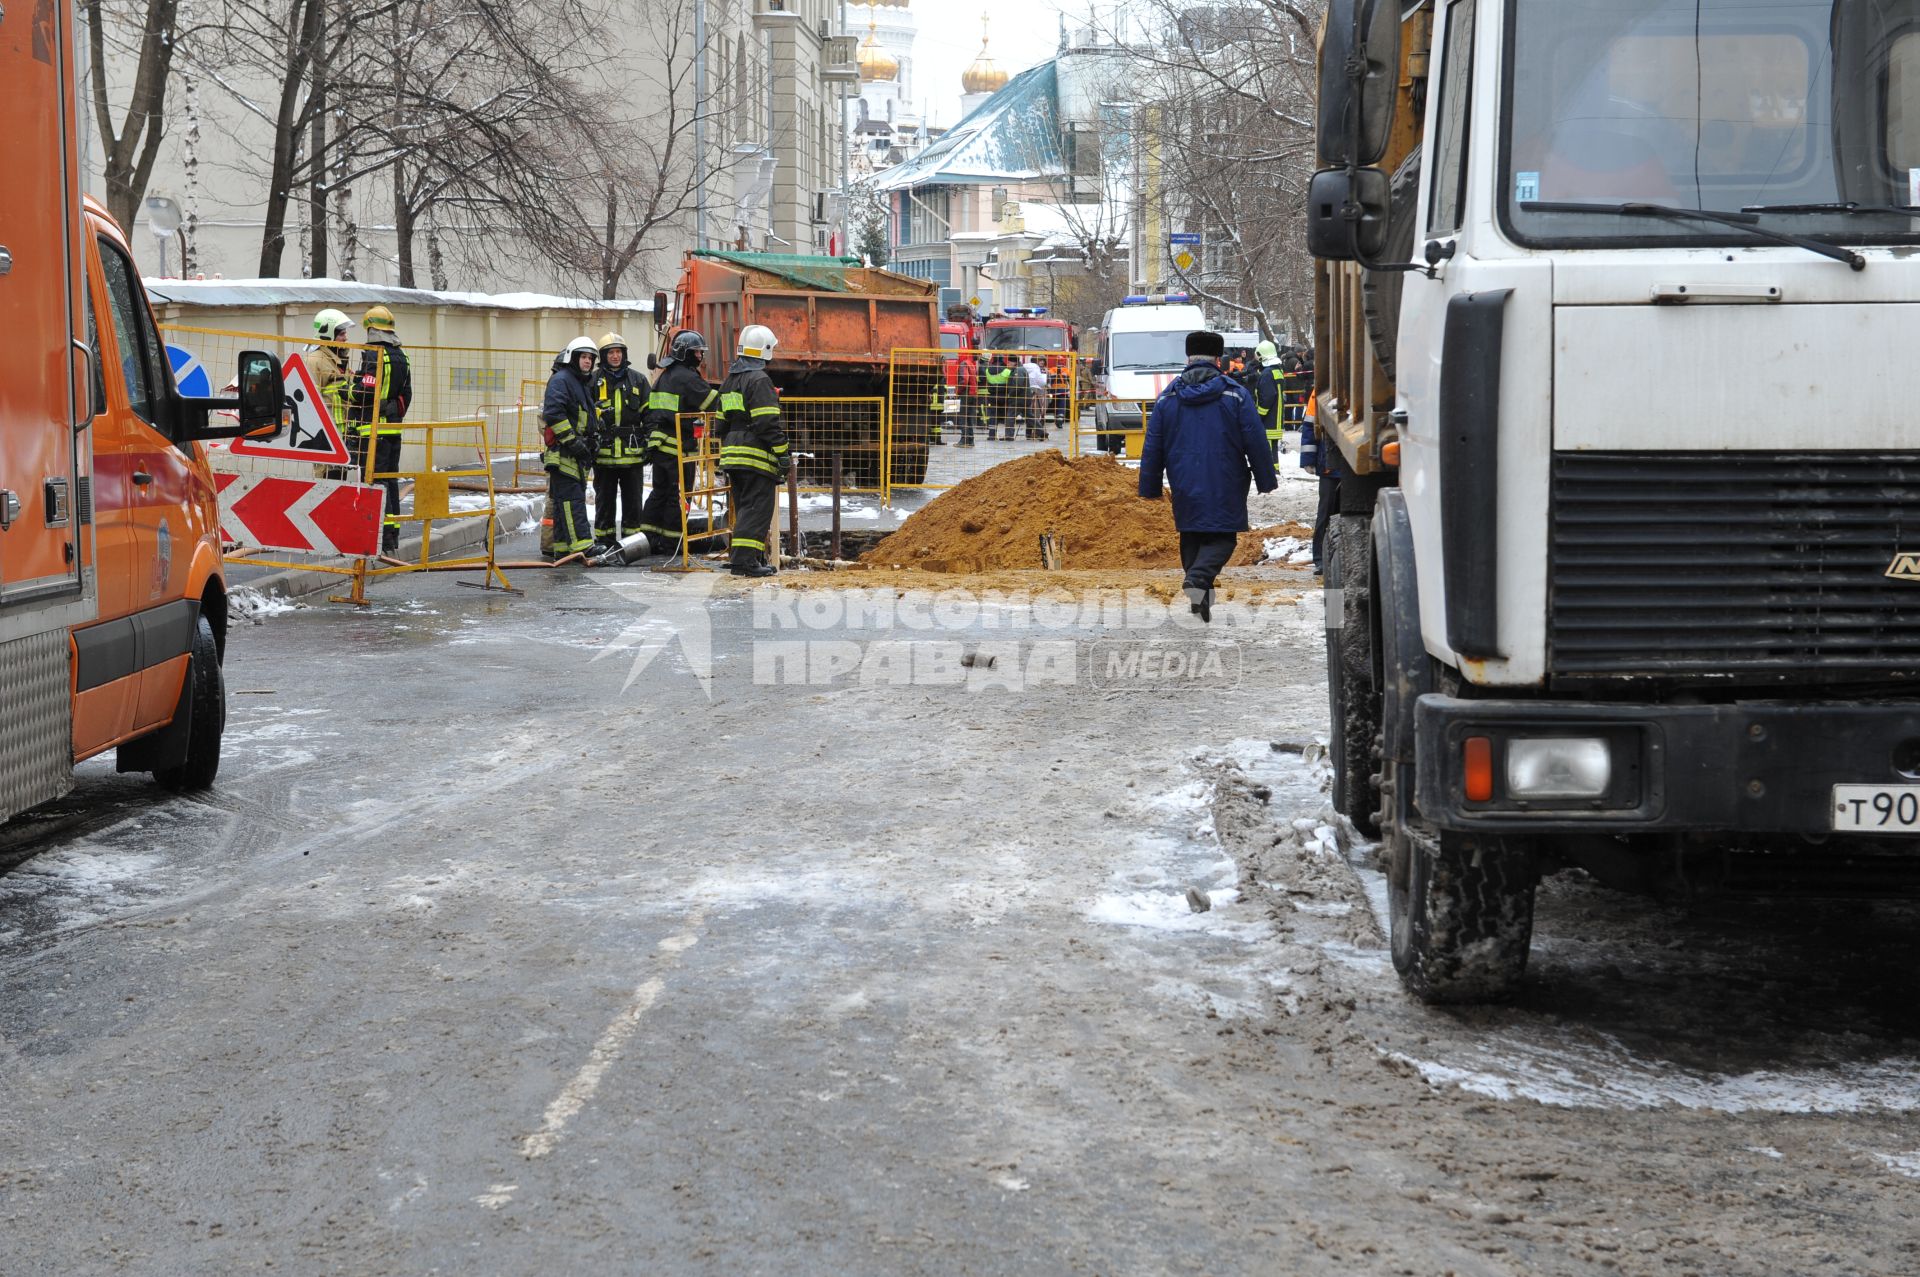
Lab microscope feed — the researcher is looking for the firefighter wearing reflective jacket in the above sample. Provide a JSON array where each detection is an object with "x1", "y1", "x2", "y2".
[
  {"x1": 347, "y1": 305, "x2": 412, "y2": 552},
  {"x1": 591, "y1": 332, "x2": 650, "y2": 550},
  {"x1": 718, "y1": 324, "x2": 790, "y2": 578},
  {"x1": 542, "y1": 337, "x2": 599, "y2": 560},
  {"x1": 638, "y1": 329, "x2": 718, "y2": 558}
]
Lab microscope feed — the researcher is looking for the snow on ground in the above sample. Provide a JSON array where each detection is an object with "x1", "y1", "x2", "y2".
[{"x1": 228, "y1": 587, "x2": 305, "y2": 624}]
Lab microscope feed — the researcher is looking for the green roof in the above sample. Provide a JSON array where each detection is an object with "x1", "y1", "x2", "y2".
[{"x1": 692, "y1": 251, "x2": 866, "y2": 292}]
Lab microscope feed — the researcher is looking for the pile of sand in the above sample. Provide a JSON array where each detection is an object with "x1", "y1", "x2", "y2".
[{"x1": 863, "y1": 451, "x2": 1310, "y2": 573}]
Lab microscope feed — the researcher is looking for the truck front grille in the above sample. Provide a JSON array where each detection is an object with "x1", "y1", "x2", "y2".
[{"x1": 1548, "y1": 453, "x2": 1920, "y2": 677}]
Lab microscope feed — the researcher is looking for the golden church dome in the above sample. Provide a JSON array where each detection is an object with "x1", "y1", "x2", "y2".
[
  {"x1": 858, "y1": 21, "x2": 899, "y2": 82},
  {"x1": 961, "y1": 20, "x2": 1008, "y2": 94}
]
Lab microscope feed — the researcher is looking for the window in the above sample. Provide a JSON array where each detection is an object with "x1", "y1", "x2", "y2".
[
  {"x1": 97, "y1": 238, "x2": 169, "y2": 429},
  {"x1": 1502, "y1": 0, "x2": 1920, "y2": 246},
  {"x1": 1428, "y1": 0, "x2": 1477, "y2": 235},
  {"x1": 85, "y1": 284, "x2": 105, "y2": 418}
]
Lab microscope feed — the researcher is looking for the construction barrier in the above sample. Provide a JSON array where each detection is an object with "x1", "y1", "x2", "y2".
[
  {"x1": 656, "y1": 413, "x2": 734, "y2": 573},
  {"x1": 159, "y1": 323, "x2": 518, "y2": 600},
  {"x1": 884, "y1": 347, "x2": 1078, "y2": 493},
  {"x1": 1068, "y1": 398, "x2": 1157, "y2": 461},
  {"x1": 778, "y1": 397, "x2": 888, "y2": 496}
]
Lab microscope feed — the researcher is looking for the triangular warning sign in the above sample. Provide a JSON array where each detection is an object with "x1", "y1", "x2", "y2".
[{"x1": 230, "y1": 352, "x2": 353, "y2": 465}]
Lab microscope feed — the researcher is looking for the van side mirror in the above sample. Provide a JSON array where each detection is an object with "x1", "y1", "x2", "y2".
[
  {"x1": 652, "y1": 290, "x2": 670, "y2": 330},
  {"x1": 1306, "y1": 167, "x2": 1391, "y2": 261},
  {"x1": 1090, "y1": 359, "x2": 1106, "y2": 376},
  {"x1": 177, "y1": 350, "x2": 284, "y2": 442},
  {"x1": 1317, "y1": 0, "x2": 1400, "y2": 168},
  {"x1": 236, "y1": 351, "x2": 285, "y2": 436}
]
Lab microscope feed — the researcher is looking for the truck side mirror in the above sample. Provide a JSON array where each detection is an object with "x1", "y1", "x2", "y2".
[
  {"x1": 1090, "y1": 359, "x2": 1106, "y2": 376},
  {"x1": 236, "y1": 351, "x2": 284, "y2": 436},
  {"x1": 1317, "y1": 0, "x2": 1400, "y2": 168},
  {"x1": 646, "y1": 351, "x2": 660, "y2": 370},
  {"x1": 1306, "y1": 167, "x2": 1391, "y2": 261},
  {"x1": 652, "y1": 290, "x2": 670, "y2": 330}
]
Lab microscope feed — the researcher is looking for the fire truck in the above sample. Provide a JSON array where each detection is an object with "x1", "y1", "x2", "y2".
[
  {"x1": 982, "y1": 307, "x2": 1077, "y2": 424},
  {"x1": 1, "y1": 1, "x2": 284, "y2": 822}
]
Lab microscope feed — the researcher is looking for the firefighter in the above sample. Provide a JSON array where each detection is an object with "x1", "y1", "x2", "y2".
[
  {"x1": 718, "y1": 324, "x2": 790, "y2": 578},
  {"x1": 309, "y1": 308, "x2": 354, "y2": 428},
  {"x1": 1252, "y1": 339, "x2": 1285, "y2": 464},
  {"x1": 541, "y1": 336, "x2": 599, "y2": 561},
  {"x1": 983, "y1": 355, "x2": 1016, "y2": 441},
  {"x1": 639, "y1": 330, "x2": 718, "y2": 558},
  {"x1": 590, "y1": 332, "x2": 650, "y2": 551},
  {"x1": 347, "y1": 305, "x2": 411, "y2": 553}
]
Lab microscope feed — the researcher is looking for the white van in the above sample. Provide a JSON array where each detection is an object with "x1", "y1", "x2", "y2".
[{"x1": 1091, "y1": 296, "x2": 1208, "y2": 453}]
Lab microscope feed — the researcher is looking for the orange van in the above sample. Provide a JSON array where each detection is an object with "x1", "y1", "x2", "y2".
[{"x1": 1, "y1": 0, "x2": 283, "y2": 822}]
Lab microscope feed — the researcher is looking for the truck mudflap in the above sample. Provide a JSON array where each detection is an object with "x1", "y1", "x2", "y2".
[
  {"x1": 0, "y1": 630, "x2": 75, "y2": 821},
  {"x1": 1413, "y1": 695, "x2": 1920, "y2": 835}
]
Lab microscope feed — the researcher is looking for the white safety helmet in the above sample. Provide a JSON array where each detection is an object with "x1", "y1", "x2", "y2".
[
  {"x1": 563, "y1": 335, "x2": 597, "y2": 368},
  {"x1": 738, "y1": 324, "x2": 778, "y2": 360}
]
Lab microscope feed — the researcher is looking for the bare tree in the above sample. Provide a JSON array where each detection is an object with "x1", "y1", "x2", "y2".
[
  {"x1": 84, "y1": 0, "x2": 181, "y2": 231},
  {"x1": 1087, "y1": 1, "x2": 1324, "y2": 338},
  {"x1": 512, "y1": 0, "x2": 759, "y2": 299}
]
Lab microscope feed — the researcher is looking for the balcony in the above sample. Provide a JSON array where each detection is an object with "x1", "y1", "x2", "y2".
[
  {"x1": 752, "y1": 0, "x2": 800, "y2": 31},
  {"x1": 822, "y1": 33, "x2": 859, "y2": 82}
]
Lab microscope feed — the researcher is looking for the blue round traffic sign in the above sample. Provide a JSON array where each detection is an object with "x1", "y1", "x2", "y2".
[{"x1": 167, "y1": 344, "x2": 211, "y2": 398}]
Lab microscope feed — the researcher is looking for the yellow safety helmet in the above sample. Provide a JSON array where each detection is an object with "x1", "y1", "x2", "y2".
[
  {"x1": 363, "y1": 305, "x2": 397, "y2": 332},
  {"x1": 598, "y1": 332, "x2": 627, "y2": 355}
]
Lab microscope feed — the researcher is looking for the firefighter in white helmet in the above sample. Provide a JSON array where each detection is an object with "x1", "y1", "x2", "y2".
[
  {"x1": 540, "y1": 336, "x2": 599, "y2": 559},
  {"x1": 717, "y1": 324, "x2": 789, "y2": 577}
]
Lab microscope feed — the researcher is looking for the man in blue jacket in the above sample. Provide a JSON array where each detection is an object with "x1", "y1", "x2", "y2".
[{"x1": 1138, "y1": 330, "x2": 1279, "y2": 622}]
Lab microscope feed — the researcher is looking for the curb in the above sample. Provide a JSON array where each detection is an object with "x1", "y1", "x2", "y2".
[{"x1": 228, "y1": 496, "x2": 547, "y2": 601}]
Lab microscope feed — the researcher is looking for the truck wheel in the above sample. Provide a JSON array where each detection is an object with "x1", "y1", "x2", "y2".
[
  {"x1": 155, "y1": 615, "x2": 226, "y2": 793},
  {"x1": 1324, "y1": 514, "x2": 1380, "y2": 835},
  {"x1": 1373, "y1": 511, "x2": 1535, "y2": 1002},
  {"x1": 1390, "y1": 828, "x2": 1537, "y2": 1003}
]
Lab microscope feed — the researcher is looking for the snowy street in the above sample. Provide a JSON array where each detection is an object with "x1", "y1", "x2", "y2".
[{"x1": 1, "y1": 559, "x2": 1917, "y2": 1275}]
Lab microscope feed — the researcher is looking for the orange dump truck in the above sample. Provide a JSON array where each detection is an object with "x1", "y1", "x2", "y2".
[
  {"x1": 2, "y1": 0, "x2": 284, "y2": 822},
  {"x1": 656, "y1": 251, "x2": 940, "y2": 486}
]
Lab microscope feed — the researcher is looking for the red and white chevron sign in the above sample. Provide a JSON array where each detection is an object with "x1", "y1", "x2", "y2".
[{"x1": 213, "y1": 473, "x2": 385, "y2": 556}]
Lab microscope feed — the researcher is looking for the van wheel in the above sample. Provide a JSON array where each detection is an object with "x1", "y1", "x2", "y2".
[{"x1": 155, "y1": 616, "x2": 225, "y2": 793}]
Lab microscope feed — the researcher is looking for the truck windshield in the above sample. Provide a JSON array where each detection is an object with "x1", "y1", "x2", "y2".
[
  {"x1": 985, "y1": 326, "x2": 1066, "y2": 351},
  {"x1": 1109, "y1": 331, "x2": 1188, "y2": 370},
  {"x1": 1504, "y1": 0, "x2": 1920, "y2": 246}
]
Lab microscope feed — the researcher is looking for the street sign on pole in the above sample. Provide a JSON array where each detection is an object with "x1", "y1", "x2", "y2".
[
  {"x1": 1173, "y1": 250, "x2": 1196, "y2": 272},
  {"x1": 1169, "y1": 232, "x2": 1202, "y2": 245}
]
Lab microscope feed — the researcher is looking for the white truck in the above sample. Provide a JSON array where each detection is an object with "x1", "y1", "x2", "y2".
[{"x1": 1309, "y1": 0, "x2": 1920, "y2": 1001}]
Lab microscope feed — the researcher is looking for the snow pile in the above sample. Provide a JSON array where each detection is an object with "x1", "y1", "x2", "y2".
[{"x1": 228, "y1": 587, "x2": 303, "y2": 624}]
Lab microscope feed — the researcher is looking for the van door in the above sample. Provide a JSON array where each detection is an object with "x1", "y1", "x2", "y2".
[{"x1": 91, "y1": 235, "x2": 198, "y2": 732}]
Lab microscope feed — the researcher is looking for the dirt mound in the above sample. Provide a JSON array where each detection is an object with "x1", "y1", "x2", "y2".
[{"x1": 865, "y1": 451, "x2": 1313, "y2": 573}]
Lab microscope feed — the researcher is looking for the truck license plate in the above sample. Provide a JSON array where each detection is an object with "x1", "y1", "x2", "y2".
[{"x1": 1831, "y1": 785, "x2": 1920, "y2": 832}]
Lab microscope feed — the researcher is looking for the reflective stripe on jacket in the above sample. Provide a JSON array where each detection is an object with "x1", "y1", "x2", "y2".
[{"x1": 717, "y1": 360, "x2": 789, "y2": 477}]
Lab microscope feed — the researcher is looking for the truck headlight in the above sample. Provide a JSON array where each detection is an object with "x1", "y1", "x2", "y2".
[{"x1": 1506, "y1": 738, "x2": 1612, "y2": 799}]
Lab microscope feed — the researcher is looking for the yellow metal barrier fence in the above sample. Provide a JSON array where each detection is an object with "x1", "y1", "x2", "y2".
[
  {"x1": 331, "y1": 419, "x2": 514, "y2": 603},
  {"x1": 777, "y1": 397, "x2": 888, "y2": 496},
  {"x1": 655, "y1": 413, "x2": 733, "y2": 572},
  {"x1": 885, "y1": 347, "x2": 1079, "y2": 493}
]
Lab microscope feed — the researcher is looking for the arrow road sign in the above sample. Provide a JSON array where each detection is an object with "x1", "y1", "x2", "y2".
[
  {"x1": 213, "y1": 472, "x2": 384, "y2": 556},
  {"x1": 229, "y1": 352, "x2": 353, "y2": 465}
]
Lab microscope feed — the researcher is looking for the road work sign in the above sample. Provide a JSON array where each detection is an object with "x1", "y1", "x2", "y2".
[
  {"x1": 213, "y1": 472, "x2": 384, "y2": 556},
  {"x1": 230, "y1": 353, "x2": 352, "y2": 465}
]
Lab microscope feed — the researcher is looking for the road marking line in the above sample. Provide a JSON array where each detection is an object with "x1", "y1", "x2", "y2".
[{"x1": 518, "y1": 909, "x2": 707, "y2": 1163}]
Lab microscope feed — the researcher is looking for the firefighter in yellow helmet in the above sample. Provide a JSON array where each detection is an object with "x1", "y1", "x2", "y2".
[
  {"x1": 718, "y1": 324, "x2": 789, "y2": 577},
  {"x1": 347, "y1": 304, "x2": 411, "y2": 552},
  {"x1": 590, "y1": 332, "x2": 650, "y2": 551}
]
